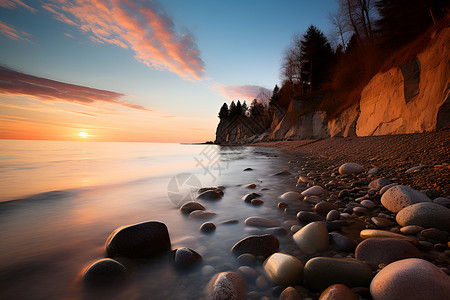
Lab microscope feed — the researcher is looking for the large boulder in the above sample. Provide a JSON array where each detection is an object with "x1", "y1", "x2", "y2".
[
  {"x1": 105, "y1": 221, "x2": 171, "y2": 258},
  {"x1": 355, "y1": 238, "x2": 420, "y2": 266},
  {"x1": 207, "y1": 272, "x2": 246, "y2": 300},
  {"x1": 293, "y1": 222, "x2": 329, "y2": 254},
  {"x1": 381, "y1": 185, "x2": 431, "y2": 213},
  {"x1": 83, "y1": 258, "x2": 127, "y2": 287},
  {"x1": 370, "y1": 258, "x2": 450, "y2": 300},
  {"x1": 231, "y1": 234, "x2": 279, "y2": 257},
  {"x1": 304, "y1": 257, "x2": 373, "y2": 292},
  {"x1": 396, "y1": 202, "x2": 450, "y2": 232},
  {"x1": 263, "y1": 253, "x2": 304, "y2": 285}
]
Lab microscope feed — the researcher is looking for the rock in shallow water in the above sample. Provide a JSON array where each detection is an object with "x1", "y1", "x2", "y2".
[
  {"x1": 396, "y1": 202, "x2": 450, "y2": 232},
  {"x1": 280, "y1": 191, "x2": 304, "y2": 201},
  {"x1": 263, "y1": 252, "x2": 304, "y2": 285},
  {"x1": 171, "y1": 247, "x2": 202, "y2": 269},
  {"x1": 355, "y1": 238, "x2": 420, "y2": 266},
  {"x1": 207, "y1": 272, "x2": 246, "y2": 300},
  {"x1": 304, "y1": 257, "x2": 373, "y2": 292},
  {"x1": 231, "y1": 234, "x2": 279, "y2": 257},
  {"x1": 381, "y1": 185, "x2": 431, "y2": 213},
  {"x1": 200, "y1": 222, "x2": 216, "y2": 233},
  {"x1": 244, "y1": 216, "x2": 280, "y2": 227},
  {"x1": 293, "y1": 221, "x2": 329, "y2": 254},
  {"x1": 370, "y1": 258, "x2": 450, "y2": 300},
  {"x1": 302, "y1": 185, "x2": 326, "y2": 197},
  {"x1": 105, "y1": 221, "x2": 171, "y2": 258},
  {"x1": 197, "y1": 189, "x2": 223, "y2": 200},
  {"x1": 83, "y1": 258, "x2": 127, "y2": 287},
  {"x1": 180, "y1": 201, "x2": 205, "y2": 214}
]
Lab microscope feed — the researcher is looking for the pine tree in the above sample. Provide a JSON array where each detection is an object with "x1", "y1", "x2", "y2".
[
  {"x1": 269, "y1": 85, "x2": 280, "y2": 106},
  {"x1": 218, "y1": 103, "x2": 229, "y2": 119}
]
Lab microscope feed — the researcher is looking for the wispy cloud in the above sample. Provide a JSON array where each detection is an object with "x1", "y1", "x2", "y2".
[
  {"x1": 0, "y1": 0, "x2": 38, "y2": 13},
  {"x1": 41, "y1": 0, "x2": 205, "y2": 81},
  {"x1": 0, "y1": 66, "x2": 150, "y2": 110},
  {"x1": 0, "y1": 20, "x2": 32, "y2": 42},
  {"x1": 220, "y1": 85, "x2": 271, "y2": 101}
]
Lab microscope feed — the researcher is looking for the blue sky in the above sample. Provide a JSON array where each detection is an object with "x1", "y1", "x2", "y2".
[{"x1": 0, "y1": 0, "x2": 337, "y2": 142}]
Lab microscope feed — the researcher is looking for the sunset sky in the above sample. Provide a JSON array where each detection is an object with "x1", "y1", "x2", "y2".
[{"x1": 0, "y1": 0, "x2": 336, "y2": 142}]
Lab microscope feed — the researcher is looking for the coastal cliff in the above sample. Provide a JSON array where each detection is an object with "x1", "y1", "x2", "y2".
[{"x1": 215, "y1": 23, "x2": 450, "y2": 144}]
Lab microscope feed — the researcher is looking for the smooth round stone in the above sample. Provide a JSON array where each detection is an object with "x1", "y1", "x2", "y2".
[
  {"x1": 405, "y1": 165, "x2": 427, "y2": 173},
  {"x1": 207, "y1": 272, "x2": 246, "y2": 300},
  {"x1": 265, "y1": 227, "x2": 288, "y2": 236},
  {"x1": 315, "y1": 201, "x2": 336, "y2": 214},
  {"x1": 105, "y1": 221, "x2": 171, "y2": 258},
  {"x1": 304, "y1": 257, "x2": 373, "y2": 292},
  {"x1": 370, "y1": 258, "x2": 450, "y2": 300},
  {"x1": 293, "y1": 222, "x2": 329, "y2": 254},
  {"x1": 381, "y1": 185, "x2": 432, "y2": 213},
  {"x1": 339, "y1": 163, "x2": 364, "y2": 175},
  {"x1": 237, "y1": 253, "x2": 257, "y2": 265},
  {"x1": 198, "y1": 186, "x2": 224, "y2": 194},
  {"x1": 360, "y1": 200, "x2": 376, "y2": 209},
  {"x1": 399, "y1": 225, "x2": 424, "y2": 235},
  {"x1": 246, "y1": 183, "x2": 257, "y2": 189},
  {"x1": 280, "y1": 191, "x2": 304, "y2": 201},
  {"x1": 231, "y1": 234, "x2": 279, "y2": 257},
  {"x1": 171, "y1": 247, "x2": 202, "y2": 268},
  {"x1": 243, "y1": 167, "x2": 253, "y2": 171},
  {"x1": 301, "y1": 185, "x2": 326, "y2": 197},
  {"x1": 355, "y1": 238, "x2": 420, "y2": 265},
  {"x1": 319, "y1": 284, "x2": 358, "y2": 300},
  {"x1": 278, "y1": 202, "x2": 288, "y2": 209},
  {"x1": 433, "y1": 197, "x2": 450, "y2": 208},
  {"x1": 326, "y1": 209, "x2": 340, "y2": 222},
  {"x1": 83, "y1": 258, "x2": 127, "y2": 287},
  {"x1": 368, "y1": 167, "x2": 379, "y2": 175},
  {"x1": 273, "y1": 170, "x2": 292, "y2": 176},
  {"x1": 379, "y1": 183, "x2": 398, "y2": 195},
  {"x1": 238, "y1": 266, "x2": 258, "y2": 280},
  {"x1": 255, "y1": 275, "x2": 269, "y2": 289},
  {"x1": 200, "y1": 222, "x2": 216, "y2": 233},
  {"x1": 371, "y1": 217, "x2": 393, "y2": 228},
  {"x1": 368, "y1": 178, "x2": 392, "y2": 189},
  {"x1": 397, "y1": 202, "x2": 450, "y2": 231},
  {"x1": 318, "y1": 221, "x2": 341, "y2": 232},
  {"x1": 244, "y1": 216, "x2": 280, "y2": 227},
  {"x1": 220, "y1": 219, "x2": 239, "y2": 225},
  {"x1": 189, "y1": 210, "x2": 217, "y2": 220},
  {"x1": 180, "y1": 201, "x2": 205, "y2": 214},
  {"x1": 251, "y1": 199, "x2": 264, "y2": 206},
  {"x1": 297, "y1": 211, "x2": 322, "y2": 224},
  {"x1": 329, "y1": 232, "x2": 357, "y2": 252},
  {"x1": 360, "y1": 229, "x2": 417, "y2": 244},
  {"x1": 242, "y1": 193, "x2": 259, "y2": 203},
  {"x1": 196, "y1": 189, "x2": 223, "y2": 200},
  {"x1": 280, "y1": 286, "x2": 302, "y2": 300},
  {"x1": 353, "y1": 206, "x2": 367, "y2": 215},
  {"x1": 291, "y1": 225, "x2": 302, "y2": 233},
  {"x1": 202, "y1": 265, "x2": 216, "y2": 276},
  {"x1": 264, "y1": 253, "x2": 304, "y2": 285},
  {"x1": 420, "y1": 228, "x2": 447, "y2": 244}
]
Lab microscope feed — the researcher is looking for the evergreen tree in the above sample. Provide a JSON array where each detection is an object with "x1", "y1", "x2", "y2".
[
  {"x1": 241, "y1": 101, "x2": 248, "y2": 116},
  {"x1": 269, "y1": 84, "x2": 280, "y2": 106},
  {"x1": 218, "y1": 103, "x2": 229, "y2": 119},
  {"x1": 229, "y1": 100, "x2": 244, "y2": 119}
]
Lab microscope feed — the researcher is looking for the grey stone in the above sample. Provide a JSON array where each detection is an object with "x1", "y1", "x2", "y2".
[{"x1": 381, "y1": 185, "x2": 432, "y2": 213}]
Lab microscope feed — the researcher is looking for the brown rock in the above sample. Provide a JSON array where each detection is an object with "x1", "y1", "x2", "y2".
[
  {"x1": 355, "y1": 238, "x2": 420, "y2": 266},
  {"x1": 280, "y1": 286, "x2": 302, "y2": 300},
  {"x1": 231, "y1": 234, "x2": 279, "y2": 257},
  {"x1": 319, "y1": 284, "x2": 358, "y2": 300}
]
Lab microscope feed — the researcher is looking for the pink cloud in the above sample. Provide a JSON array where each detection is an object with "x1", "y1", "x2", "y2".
[
  {"x1": 220, "y1": 85, "x2": 271, "y2": 102},
  {"x1": 0, "y1": 0, "x2": 37, "y2": 13},
  {"x1": 0, "y1": 66, "x2": 150, "y2": 110},
  {"x1": 0, "y1": 20, "x2": 32, "y2": 42},
  {"x1": 42, "y1": 0, "x2": 205, "y2": 81}
]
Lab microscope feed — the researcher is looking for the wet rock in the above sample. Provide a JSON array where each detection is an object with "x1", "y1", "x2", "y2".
[
  {"x1": 197, "y1": 189, "x2": 223, "y2": 200},
  {"x1": 200, "y1": 222, "x2": 216, "y2": 233},
  {"x1": 315, "y1": 201, "x2": 336, "y2": 214},
  {"x1": 304, "y1": 257, "x2": 373, "y2": 292},
  {"x1": 368, "y1": 178, "x2": 392, "y2": 189},
  {"x1": 246, "y1": 183, "x2": 257, "y2": 189},
  {"x1": 326, "y1": 210, "x2": 340, "y2": 222},
  {"x1": 339, "y1": 163, "x2": 364, "y2": 175},
  {"x1": 231, "y1": 234, "x2": 279, "y2": 257},
  {"x1": 370, "y1": 258, "x2": 450, "y2": 300},
  {"x1": 264, "y1": 253, "x2": 304, "y2": 285},
  {"x1": 255, "y1": 275, "x2": 269, "y2": 290},
  {"x1": 251, "y1": 199, "x2": 264, "y2": 206},
  {"x1": 221, "y1": 219, "x2": 239, "y2": 225},
  {"x1": 238, "y1": 266, "x2": 258, "y2": 280},
  {"x1": 83, "y1": 258, "x2": 127, "y2": 287},
  {"x1": 280, "y1": 191, "x2": 304, "y2": 201},
  {"x1": 360, "y1": 229, "x2": 417, "y2": 244},
  {"x1": 171, "y1": 247, "x2": 202, "y2": 268},
  {"x1": 189, "y1": 210, "x2": 217, "y2": 220},
  {"x1": 302, "y1": 185, "x2": 326, "y2": 197},
  {"x1": 242, "y1": 193, "x2": 259, "y2": 203},
  {"x1": 396, "y1": 202, "x2": 450, "y2": 231},
  {"x1": 106, "y1": 221, "x2": 171, "y2": 258},
  {"x1": 355, "y1": 238, "x2": 420, "y2": 266},
  {"x1": 371, "y1": 217, "x2": 393, "y2": 228},
  {"x1": 273, "y1": 170, "x2": 292, "y2": 176},
  {"x1": 329, "y1": 232, "x2": 357, "y2": 252},
  {"x1": 198, "y1": 186, "x2": 225, "y2": 194},
  {"x1": 265, "y1": 227, "x2": 288, "y2": 236},
  {"x1": 237, "y1": 253, "x2": 257, "y2": 265},
  {"x1": 244, "y1": 216, "x2": 280, "y2": 227},
  {"x1": 297, "y1": 211, "x2": 322, "y2": 224},
  {"x1": 244, "y1": 168, "x2": 253, "y2": 171},
  {"x1": 207, "y1": 272, "x2": 246, "y2": 300},
  {"x1": 202, "y1": 265, "x2": 216, "y2": 276},
  {"x1": 318, "y1": 221, "x2": 341, "y2": 232},
  {"x1": 293, "y1": 222, "x2": 329, "y2": 254},
  {"x1": 278, "y1": 202, "x2": 288, "y2": 209},
  {"x1": 180, "y1": 201, "x2": 205, "y2": 214},
  {"x1": 381, "y1": 185, "x2": 432, "y2": 213},
  {"x1": 319, "y1": 284, "x2": 359, "y2": 300},
  {"x1": 280, "y1": 286, "x2": 302, "y2": 300}
]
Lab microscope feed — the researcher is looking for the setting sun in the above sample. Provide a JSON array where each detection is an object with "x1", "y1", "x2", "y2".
[{"x1": 78, "y1": 131, "x2": 89, "y2": 138}]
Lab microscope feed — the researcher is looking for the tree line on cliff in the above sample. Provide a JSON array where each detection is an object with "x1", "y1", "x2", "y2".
[{"x1": 217, "y1": 0, "x2": 449, "y2": 121}]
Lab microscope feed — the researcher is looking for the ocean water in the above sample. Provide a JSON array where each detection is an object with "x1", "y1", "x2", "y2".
[{"x1": 0, "y1": 140, "x2": 306, "y2": 299}]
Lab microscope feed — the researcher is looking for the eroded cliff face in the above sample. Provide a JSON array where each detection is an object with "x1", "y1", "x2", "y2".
[{"x1": 215, "y1": 24, "x2": 449, "y2": 144}]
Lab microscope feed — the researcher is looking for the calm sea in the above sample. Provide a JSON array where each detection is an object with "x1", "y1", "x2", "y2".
[{"x1": 0, "y1": 140, "x2": 304, "y2": 299}]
